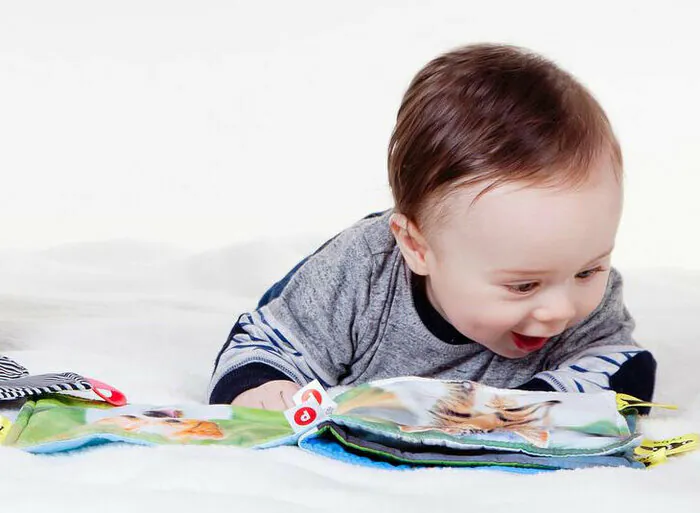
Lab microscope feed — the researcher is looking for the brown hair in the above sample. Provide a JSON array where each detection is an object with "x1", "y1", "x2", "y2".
[{"x1": 388, "y1": 43, "x2": 622, "y2": 229}]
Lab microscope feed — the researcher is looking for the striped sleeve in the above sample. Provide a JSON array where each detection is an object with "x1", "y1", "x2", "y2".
[
  {"x1": 531, "y1": 345, "x2": 656, "y2": 399},
  {"x1": 208, "y1": 309, "x2": 321, "y2": 404}
]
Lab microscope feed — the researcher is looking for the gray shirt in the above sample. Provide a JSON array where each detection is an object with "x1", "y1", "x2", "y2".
[{"x1": 209, "y1": 211, "x2": 653, "y2": 403}]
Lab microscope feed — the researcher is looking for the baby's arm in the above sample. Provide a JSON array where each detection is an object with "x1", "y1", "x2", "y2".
[
  {"x1": 207, "y1": 307, "x2": 318, "y2": 407},
  {"x1": 518, "y1": 268, "x2": 656, "y2": 403},
  {"x1": 207, "y1": 227, "x2": 373, "y2": 407},
  {"x1": 229, "y1": 379, "x2": 302, "y2": 410}
]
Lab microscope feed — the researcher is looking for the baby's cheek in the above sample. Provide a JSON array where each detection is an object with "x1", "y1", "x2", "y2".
[
  {"x1": 453, "y1": 304, "x2": 520, "y2": 337},
  {"x1": 480, "y1": 308, "x2": 522, "y2": 331},
  {"x1": 577, "y1": 284, "x2": 610, "y2": 322},
  {"x1": 439, "y1": 281, "x2": 519, "y2": 336}
]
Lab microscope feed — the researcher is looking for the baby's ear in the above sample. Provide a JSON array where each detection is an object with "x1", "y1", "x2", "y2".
[{"x1": 389, "y1": 213, "x2": 430, "y2": 276}]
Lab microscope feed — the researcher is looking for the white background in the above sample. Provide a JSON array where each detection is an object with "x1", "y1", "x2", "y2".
[
  {"x1": 1, "y1": 4, "x2": 699, "y2": 510},
  {"x1": 1, "y1": 0, "x2": 699, "y2": 270}
]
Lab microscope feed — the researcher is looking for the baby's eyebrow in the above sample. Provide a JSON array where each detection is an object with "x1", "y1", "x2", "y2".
[
  {"x1": 492, "y1": 268, "x2": 550, "y2": 277},
  {"x1": 581, "y1": 247, "x2": 615, "y2": 267},
  {"x1": 492, "y1": 247, "x2": 615, "y2": 277}
]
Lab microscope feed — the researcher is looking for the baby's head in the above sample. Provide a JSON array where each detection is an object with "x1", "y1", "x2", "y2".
[{"x1": 388, "y1": 44, "x2": 623, "y2": 359}]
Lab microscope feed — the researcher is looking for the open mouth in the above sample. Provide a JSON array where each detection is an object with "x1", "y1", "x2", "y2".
[{"x1": 511, "y1": 332, "x2": 549, "y2": 352}]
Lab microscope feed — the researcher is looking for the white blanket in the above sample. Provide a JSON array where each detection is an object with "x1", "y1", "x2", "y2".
[{"x1": 0, "y1": 242, "x2": 698, "y2": 512}]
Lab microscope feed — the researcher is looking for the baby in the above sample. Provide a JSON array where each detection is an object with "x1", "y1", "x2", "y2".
[{"x1": 208, "y1": 43, "x2": 656, "y2": 410}]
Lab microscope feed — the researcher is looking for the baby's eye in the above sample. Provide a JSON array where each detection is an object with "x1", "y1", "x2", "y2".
[
  {"x1": 506, "y1": 282, "x2": 539, "y2": 294},
  {"x1": 576, "y1": 266, "x2": 604, "y2": 280}
]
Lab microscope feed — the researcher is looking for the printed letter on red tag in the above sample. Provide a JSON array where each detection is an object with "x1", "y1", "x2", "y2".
[
  {"x1": 292, "y1": 380, "x2": 337, "y2": 415},
  {"x1": 284, "y1": 400, "x2": 324, "y2": 433}
]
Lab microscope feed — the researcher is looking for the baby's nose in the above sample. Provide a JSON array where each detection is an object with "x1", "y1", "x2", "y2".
[{"x1": 531, "y1": 291, "x2": 576, "y2": 326}]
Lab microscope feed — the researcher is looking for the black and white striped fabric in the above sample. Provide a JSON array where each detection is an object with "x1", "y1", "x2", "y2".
[
  {"x1": 0, "y1": 355, "x2": 29, "y2": 380},
  {"x1": 0, "y1": 356, "x2": 92, "y2": 401}
]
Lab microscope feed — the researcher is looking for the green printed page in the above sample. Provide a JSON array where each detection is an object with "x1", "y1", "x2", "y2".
[
  {"x1": 4, "y1": 395, "x2": 295, "y2": 452},
  {"x1": 3, "y1": 377, "x2": 642, "y2": 461},
  {"x1": 330, "y1": 377, "x2": 640, "y2": 457}
]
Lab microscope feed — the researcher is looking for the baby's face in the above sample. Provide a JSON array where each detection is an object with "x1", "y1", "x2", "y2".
[{"x1": 422, "y1": 163, "x2": 622, "y2": 359}]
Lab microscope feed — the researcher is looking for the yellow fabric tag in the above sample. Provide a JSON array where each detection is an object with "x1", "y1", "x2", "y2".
[
  {"x1": 634, "y1": 434, "x2": 699, "y2": 467},
  {"x1": 615, "y1": 393, "x2": 678, "y2": 413},
  {"x1": 0, "y1": 415, "x2": 11, "y2": 444},
  {"x1": 635, "y1": 446, "x2": 668, "y2": 467},
  {"x1": 636, "y1": 434, "x2": 699, "y2": 456}
]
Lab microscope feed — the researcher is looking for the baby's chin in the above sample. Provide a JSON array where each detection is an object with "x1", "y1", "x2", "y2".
[
  {"x1": 487, "y1": 346, "x2": 530, "y2": 359},
  {"x1": 454, "y1": 326, "x2": 543, "y2": 359},
  {"x1": 476, "y1": 339, "x2": 537, "y2": 359}
]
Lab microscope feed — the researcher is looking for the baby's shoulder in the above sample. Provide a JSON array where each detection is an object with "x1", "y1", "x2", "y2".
[
  {"x1": 311, "y1": 210, "x2": 399, "y2": 280},
  {"x1": 352, "y1": 210, "x2": 397, "y2": 257}
]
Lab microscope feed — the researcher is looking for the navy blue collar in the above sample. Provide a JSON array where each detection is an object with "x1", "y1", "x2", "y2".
[{"x1": 410, "y1": 273, "x2": 476, "y2": 346}]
